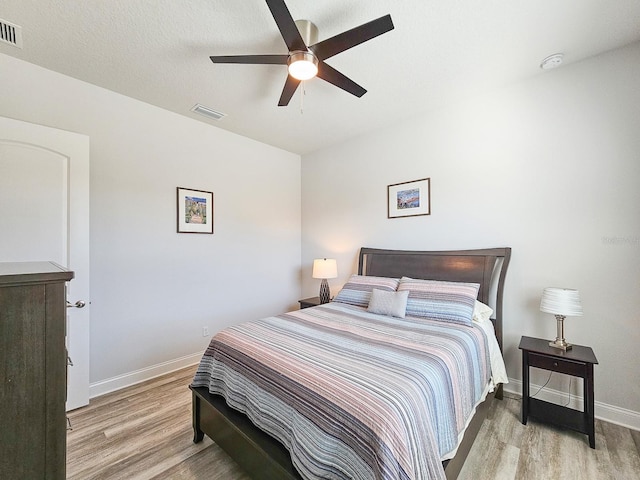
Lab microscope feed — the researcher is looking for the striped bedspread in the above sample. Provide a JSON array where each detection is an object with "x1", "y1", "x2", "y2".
[{"x1": 192, "y1": 302, "x2": 492, "y2": 480}]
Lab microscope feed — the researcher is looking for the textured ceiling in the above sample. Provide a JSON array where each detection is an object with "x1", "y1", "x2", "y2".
[{"x1": 2, "y1": 0, "x2": 640, "y2": 155}]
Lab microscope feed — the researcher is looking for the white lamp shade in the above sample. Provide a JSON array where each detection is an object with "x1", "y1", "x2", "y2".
[
  {"x1": 540, "y1": 287, "x2": 583, "y2": 316},
  {"x1": 312, "y1": 258, "x2": 337, "y2": 279}
]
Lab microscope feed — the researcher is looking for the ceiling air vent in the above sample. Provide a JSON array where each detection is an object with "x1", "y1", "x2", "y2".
[
  {"x1": 0, "y1": 19, "x2": 23, "y2": 48},
  {"x1": 191, "y1": 104, "x2": 226, "y2": 121}
]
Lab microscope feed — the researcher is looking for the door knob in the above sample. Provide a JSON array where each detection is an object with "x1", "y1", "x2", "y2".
[{"x1": 67, "y1": 300, "x2": 86, "y2": 308}]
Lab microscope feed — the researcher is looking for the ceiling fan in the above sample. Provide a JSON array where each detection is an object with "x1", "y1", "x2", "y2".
[{"x1": 210, "y1": 0, "x2": 394, "y2": 106}]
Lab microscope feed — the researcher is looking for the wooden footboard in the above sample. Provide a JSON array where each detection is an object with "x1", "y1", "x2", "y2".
[
  {"x1": 191, "y1": 385, "x2": 497, "y2": 480},
  {"x1": 190, "y1": 385, "x2": 302, "y2": 479}
]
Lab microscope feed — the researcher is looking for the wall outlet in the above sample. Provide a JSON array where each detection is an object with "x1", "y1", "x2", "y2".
[{"x1": 202, "y1": 326, "x2": 209, "y2": 337}]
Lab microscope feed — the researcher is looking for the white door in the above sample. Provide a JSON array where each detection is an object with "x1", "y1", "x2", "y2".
[{"x1": 0, "y1": 116, "x2": 90, "y2": 411}]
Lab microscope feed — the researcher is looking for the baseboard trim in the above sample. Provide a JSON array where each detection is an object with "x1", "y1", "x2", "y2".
[
  {"x1": 89, "y1": 352, "x2": 202, "y2": 399},
  {"x1": 506, "y1": 378, "x2": 640, "y2": 432}
]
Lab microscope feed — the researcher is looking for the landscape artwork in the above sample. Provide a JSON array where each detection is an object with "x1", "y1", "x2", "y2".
[
  {"x1": 397, "y1": 188, "x2": 420, "y2": 210},
  {"x1": 177, "y1": 187, "x2": 214, "y2": 234},
  {"x1": 184, "y1": 196, "x2": 207, "y2": 224},
  {"x1": 387, "y1": 178, "x2": 430, "y2": 218}
]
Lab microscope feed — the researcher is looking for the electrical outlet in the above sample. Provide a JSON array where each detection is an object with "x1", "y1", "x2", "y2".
[{"x1": 202, "y1": 326, "x2": 209, "y2": 337}]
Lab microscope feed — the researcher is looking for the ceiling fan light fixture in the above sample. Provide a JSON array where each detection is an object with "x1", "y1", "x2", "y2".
[{"x1": 287, "y1": 51, "x2": 318, "y2": 80}]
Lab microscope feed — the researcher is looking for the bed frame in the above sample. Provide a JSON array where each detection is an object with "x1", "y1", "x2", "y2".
[{"x1": 190, "y1": 247, "x2": 511, "y2": 480}]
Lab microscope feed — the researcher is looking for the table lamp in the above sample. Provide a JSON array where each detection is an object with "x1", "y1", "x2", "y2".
[
  {"x1": 540, "y1": 287, "x2": 583, "y2": 351},
  {"x1": 312, "y1": 258, "x2": 337, "y2": 304}
]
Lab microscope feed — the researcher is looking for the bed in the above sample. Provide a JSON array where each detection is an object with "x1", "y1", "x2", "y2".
[{"x1": 190, "y1": 247, "x2": 511, "y2": 479}]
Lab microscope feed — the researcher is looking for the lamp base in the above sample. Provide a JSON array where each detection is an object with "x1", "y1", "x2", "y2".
[
  {"x1": 549, "y1": 314, "x2": 572, "y2": 351},
  {"x1": 319, "y1": 279, "x2": 330, "y2": 304},
  {"x1": 549, "y1": 339, "x2": 572, "y2": 351}
]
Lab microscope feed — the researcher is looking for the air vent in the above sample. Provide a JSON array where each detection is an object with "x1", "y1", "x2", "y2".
[
  {"x1": 191, "y1": 104, "x2": 227, "y2": 121},
  {"x1": 0, "y1": 19, "x2": 23, "y2": 49}
]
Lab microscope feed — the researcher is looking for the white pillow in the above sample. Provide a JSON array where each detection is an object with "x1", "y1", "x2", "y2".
[
  {"x1": 367, "y1": 288, "x2": 409, "y2": 318},
  {"x1": 473, "y1": 300, "x2": 493, "y2": 323}
]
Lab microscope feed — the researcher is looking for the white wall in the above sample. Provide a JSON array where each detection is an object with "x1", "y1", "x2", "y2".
[
  {"x1": 0, "y1": 53, "x2": 301, "y2": 391},
  {"x1": 302, "y1": 42, "x2": 640, "y2": 425},
  {"x1": 2, "y1": 40, "x2": 638, "y2": 426}
]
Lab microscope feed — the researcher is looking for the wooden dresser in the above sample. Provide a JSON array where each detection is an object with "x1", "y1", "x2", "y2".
[{"x1": 0, "y1": 262, "x2": 74, "y2": 479}]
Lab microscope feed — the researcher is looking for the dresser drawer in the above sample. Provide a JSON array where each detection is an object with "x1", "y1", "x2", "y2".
[{"x1": 528, "y1": 352, "x2": 587, "y2": 377}]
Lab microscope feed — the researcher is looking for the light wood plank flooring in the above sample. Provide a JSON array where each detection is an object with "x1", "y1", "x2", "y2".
[{"x1": 67, "y1": 366, "x2": 640, "y2": 479}]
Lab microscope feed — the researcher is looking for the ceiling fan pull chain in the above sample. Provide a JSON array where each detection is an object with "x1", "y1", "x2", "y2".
[{"x1": 300, "y1": 81, "x2": 305, "y2": 114}]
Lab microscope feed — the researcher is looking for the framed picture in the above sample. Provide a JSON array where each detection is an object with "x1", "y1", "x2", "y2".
[
  {"x1": 177, "y1": 187, "x2": 214, "y2": 234},
  {"x1": 387, "y1": 178, "x2": 431, "y2": 219}
]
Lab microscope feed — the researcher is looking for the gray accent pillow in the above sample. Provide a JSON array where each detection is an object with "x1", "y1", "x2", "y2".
[{"x1": 367, "y1": 288, "x2": 409, "y2": 318}]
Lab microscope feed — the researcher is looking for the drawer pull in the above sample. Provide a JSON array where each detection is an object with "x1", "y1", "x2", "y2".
[{"x1": 553, "y1": 362, "x2": 558, "y2": 367}]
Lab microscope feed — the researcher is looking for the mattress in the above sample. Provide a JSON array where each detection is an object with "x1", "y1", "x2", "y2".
[{"x1": 192, "y1": 302, "x2": 505, "y2": 480}]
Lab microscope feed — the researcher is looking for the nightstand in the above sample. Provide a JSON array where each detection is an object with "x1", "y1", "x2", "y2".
[
  {"x1": 519, "y1": 335, "x2": 598, "y2": 448},
  {"x1": 298, "y1": 296, "x2": 321, "y2": 309}
]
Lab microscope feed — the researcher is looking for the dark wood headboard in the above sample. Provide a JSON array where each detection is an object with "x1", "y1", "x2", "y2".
[{"x1": 358, "y1": 247, "x2": 511, "y2": 352}]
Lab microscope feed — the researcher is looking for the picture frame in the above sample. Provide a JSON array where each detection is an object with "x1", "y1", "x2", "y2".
[
  {"x1": 387, "y1": 178, "x2": 431, "y2": 219},
  {"x1": 177, "y1": 187, "x2": 214, "y2": 234}
]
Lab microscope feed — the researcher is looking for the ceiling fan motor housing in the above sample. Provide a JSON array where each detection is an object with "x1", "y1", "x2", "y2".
[{"x1": 294, "y1": 19, "x2": 318, "y2": 46}]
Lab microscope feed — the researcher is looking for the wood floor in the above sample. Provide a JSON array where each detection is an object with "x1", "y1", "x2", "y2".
[{"x1": 67, "y1": 365, "x2": 640, "y2": 479}]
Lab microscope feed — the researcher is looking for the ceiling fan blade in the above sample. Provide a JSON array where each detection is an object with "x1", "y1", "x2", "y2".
[
  {"x1": 265, "y1": 0, "x2": 307, "y2": 52},
  {"x1": 210, "y1": 54, "x2": 289, "y2": 65},
  {"x1": 310, "y1": 14, "x2": 394, "y2": 61},
  {"x1": 278, "y1": 76, "x2": 301, "y2": 106},
  {"x1": 317, "y1": 62, "x2": 366, "y2": 98}
]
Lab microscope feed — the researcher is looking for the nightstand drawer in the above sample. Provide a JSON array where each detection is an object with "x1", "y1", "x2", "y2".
[{"x1": 528, "y1": 352, "x2": 586, "y2": 377}]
